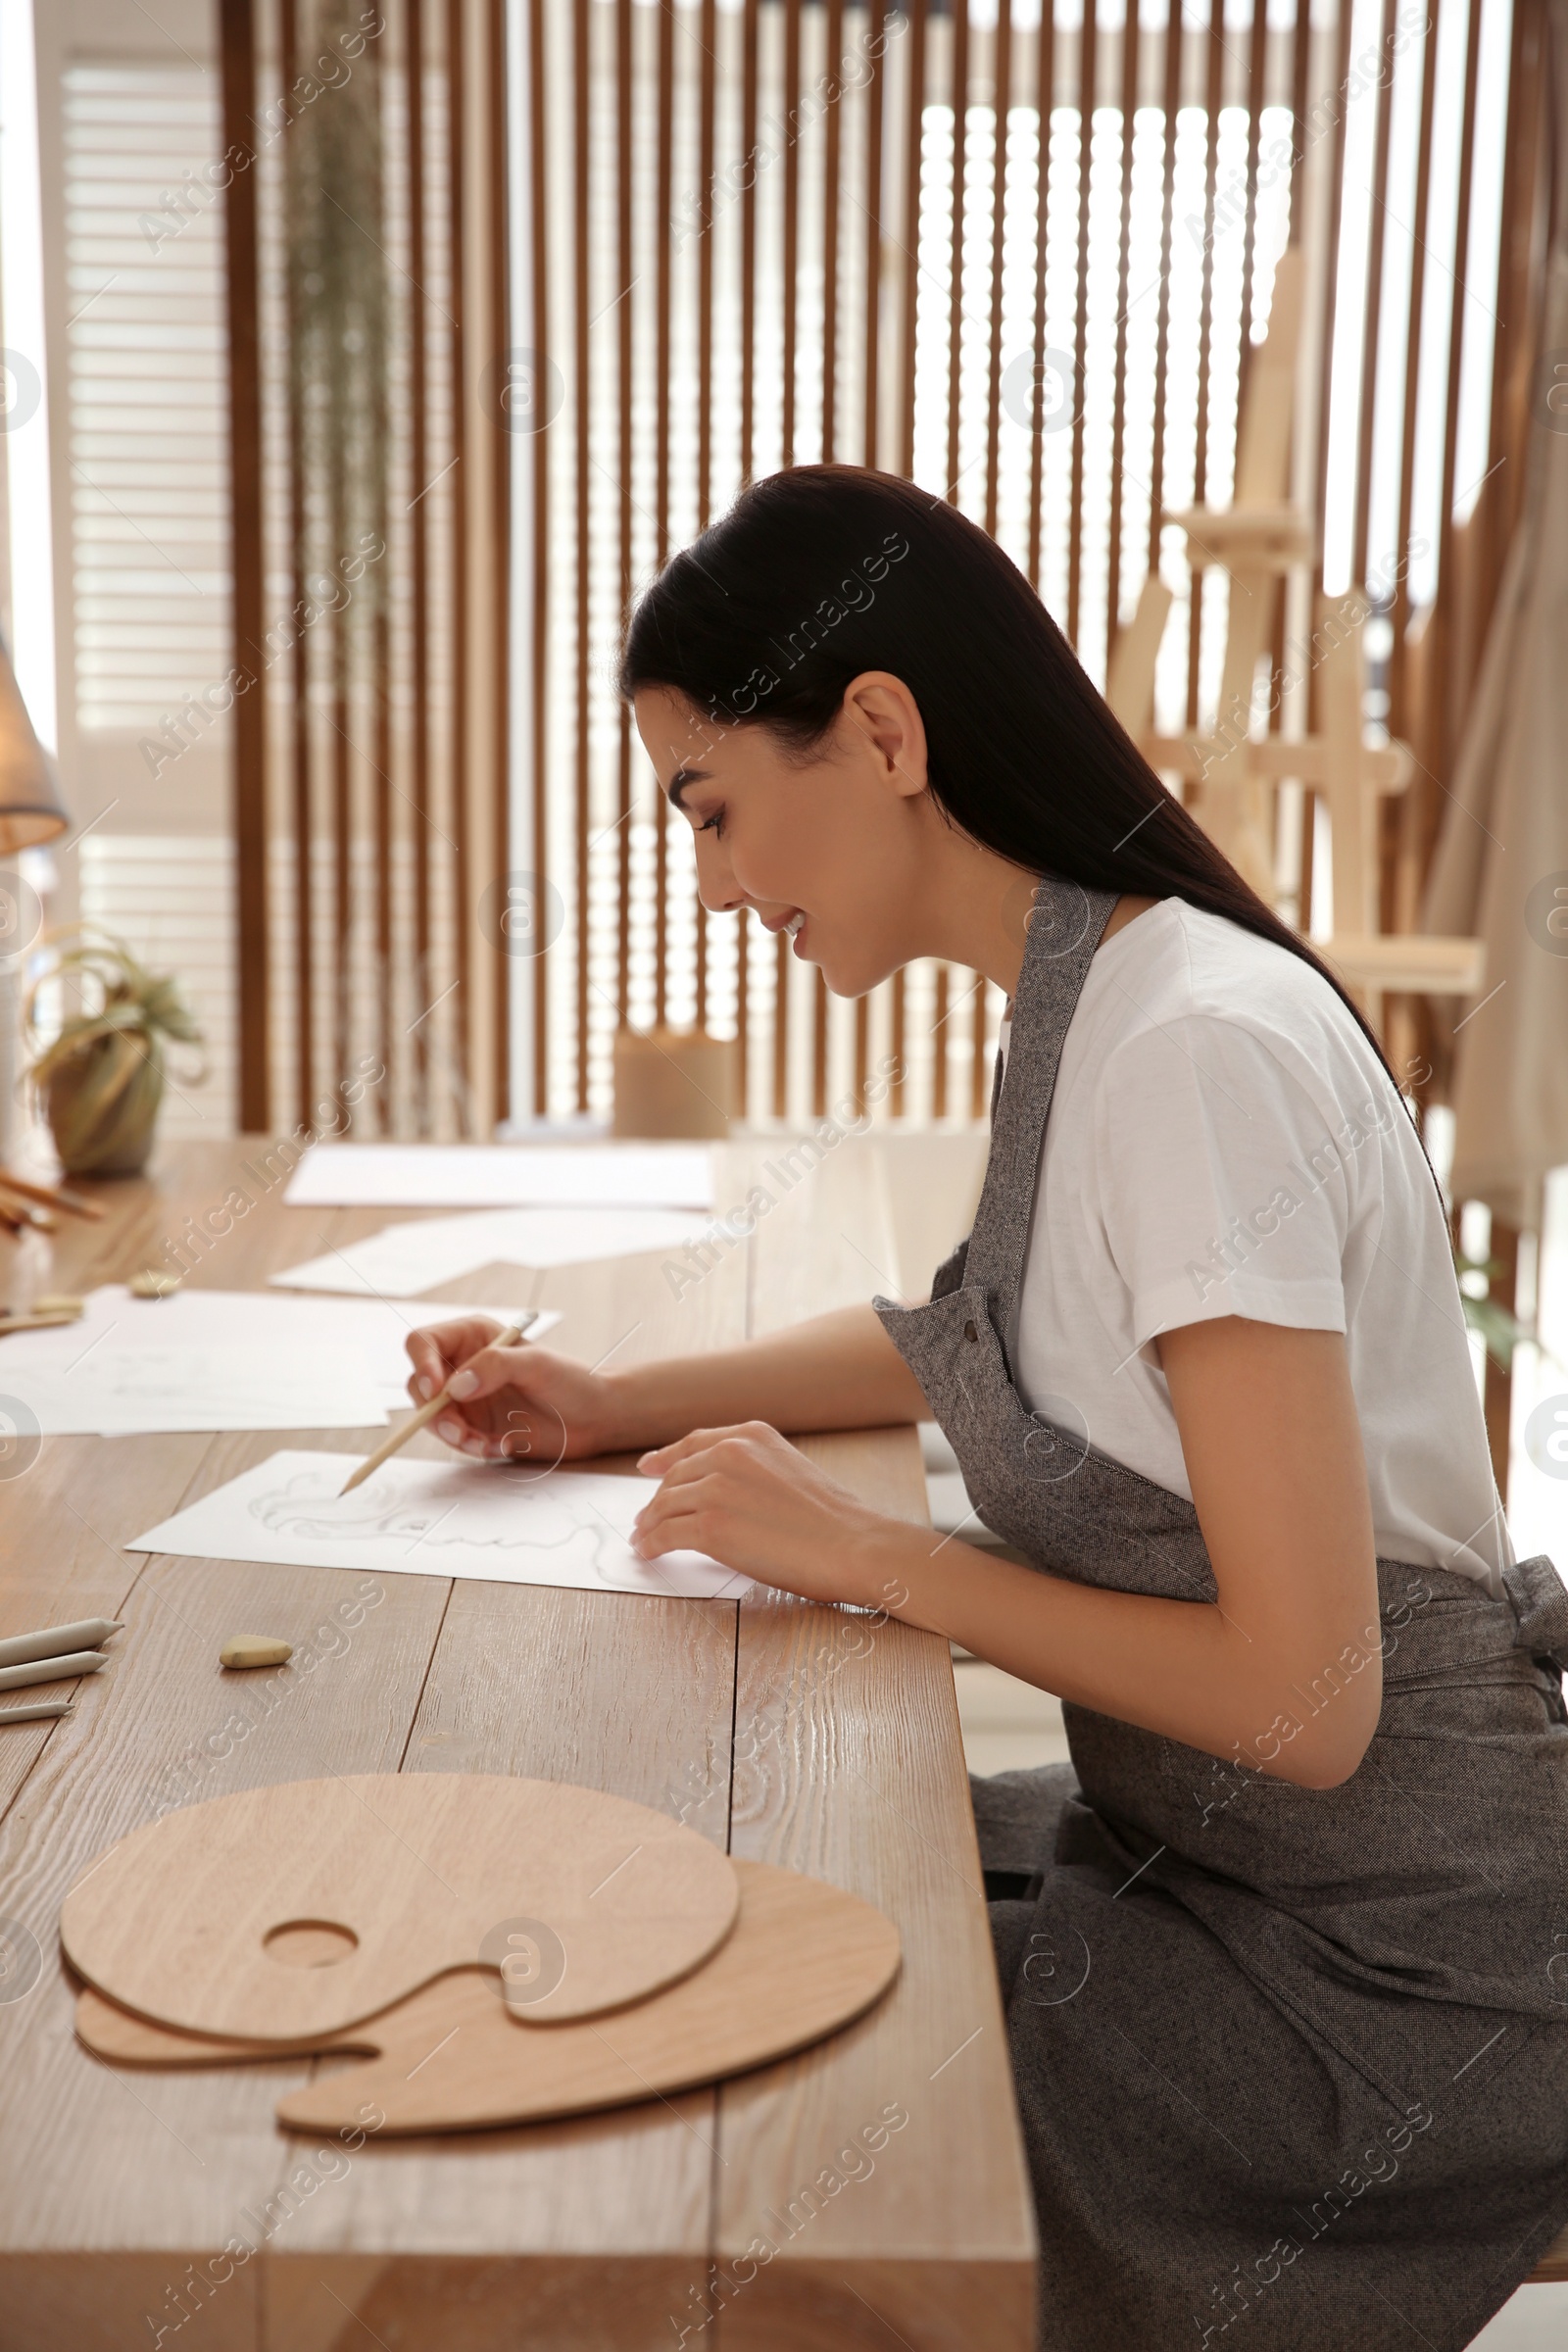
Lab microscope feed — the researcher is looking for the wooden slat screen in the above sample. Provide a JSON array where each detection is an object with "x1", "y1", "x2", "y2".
[
  {"x1": 222, "y1": 0, "x2": 509, "y2": 1137},
  {"x1": 227, "y1": 0, "x2": 1544, "y2": 1137},
  {"x1": 518, "y1": 0, "x2": 1536, "y2": 1130}
]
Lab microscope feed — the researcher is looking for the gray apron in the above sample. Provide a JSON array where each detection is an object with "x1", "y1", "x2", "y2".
[{"x1": 874, "y1": 879, "x2": 1568, "y2": 2352}]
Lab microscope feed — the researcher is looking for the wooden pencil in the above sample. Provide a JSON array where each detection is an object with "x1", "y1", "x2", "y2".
[
  {"x1": 0, "y1": 1185, "x2": 56, "y2": 1232},
  {"x1": 337, "y1": 1314, "x2": 538, "y2": 1495},
  {"x1": 0, "y1": 1169, "x2": 105, "y2": 1220}
]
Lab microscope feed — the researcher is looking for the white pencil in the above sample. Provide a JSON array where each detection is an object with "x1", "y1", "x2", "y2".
[
  {"x1": 338, "y1": 1314, "x2": 537, "y2": 1496},
  {"x1": 0, "y1": 1618, "x2": 122, "y2": 1671},
  {"x1": 0, "y1": 1698, "x2": 75, "y2": 1726},
  {"x1": 0, "y1": 1651, "x2": 110, "y2": 1692}
]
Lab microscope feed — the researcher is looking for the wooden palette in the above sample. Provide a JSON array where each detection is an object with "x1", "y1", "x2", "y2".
[
  {"x1": 61, "y1": 1775, "x2": 739, "y2": 2038},
  {"x1": 74, "y1": 1862, "x2": 901, "y2": 2135}
]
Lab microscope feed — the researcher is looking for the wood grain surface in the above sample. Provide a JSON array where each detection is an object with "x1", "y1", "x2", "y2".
[
  {"x1": 62, "y1": 1774, "x2": 741, "y2": 2036},
  {"x1": 75, "y1": 1861, "x2": 902, "y2": 2139},
  {"x1": 0, "y1": 1135, "x2": 1036, "y2": 2350}
]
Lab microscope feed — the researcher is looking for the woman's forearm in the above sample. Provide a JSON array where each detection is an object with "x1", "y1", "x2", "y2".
[
  {"x1": 600, "y1": 1303, "x2": 930, "y2": 1451},
  {"x1": 859, "y1": 1524, "x2": 1383, "y2": 1790}
]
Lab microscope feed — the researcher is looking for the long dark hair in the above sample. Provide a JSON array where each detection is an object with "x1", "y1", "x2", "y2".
[{"x1": 619, "y1": 464, "x2": 1397, "y2": 1081}]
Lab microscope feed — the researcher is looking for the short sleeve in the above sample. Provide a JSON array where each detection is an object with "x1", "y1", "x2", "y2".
[{"x1": 1090, "y1": 1013, "x2": 1354, "y2": 1348}]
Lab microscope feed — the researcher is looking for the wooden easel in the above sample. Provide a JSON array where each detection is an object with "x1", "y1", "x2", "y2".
[{"x1": 1104, "y1": 248, "x2": 1483, "y2": 1015}]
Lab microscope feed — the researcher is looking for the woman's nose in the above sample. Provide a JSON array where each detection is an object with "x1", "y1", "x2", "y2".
[{"x1": 694, "y1": 842, "x2": 746, "y2": 916}]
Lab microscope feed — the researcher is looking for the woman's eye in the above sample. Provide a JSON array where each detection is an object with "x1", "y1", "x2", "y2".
[{"x1": 698, "y1": 809, "x2": 724, "y2": 838}]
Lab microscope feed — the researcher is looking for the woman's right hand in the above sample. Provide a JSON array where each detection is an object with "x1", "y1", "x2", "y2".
[{"x1": 405, "y1": 1317, "x2": 624, "y2": 1466}]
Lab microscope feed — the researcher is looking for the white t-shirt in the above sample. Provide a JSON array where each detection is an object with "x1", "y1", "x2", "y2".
[{"x1": 1001, "y1": 899, "x2": 1510, "y2": 1592}]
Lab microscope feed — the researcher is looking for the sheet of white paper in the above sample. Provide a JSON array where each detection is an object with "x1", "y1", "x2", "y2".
[
  {"x1": 0, "y1": 1288, "x2": 560, "y2": 1434},
  {"x1": 125, "y1": 1449, "x2": 754, "y2": 1601},
  {"x1": 284, "y1": 1141, "x2": 714, "y2": 1209},
  {"x1": 270, "y1": 1204, "x2": 715, "y2": 1296}
]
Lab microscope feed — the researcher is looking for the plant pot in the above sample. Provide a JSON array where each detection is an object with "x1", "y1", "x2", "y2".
[{"x1": 44, "y1": 1027, "x2": 166, "y2": 1177}]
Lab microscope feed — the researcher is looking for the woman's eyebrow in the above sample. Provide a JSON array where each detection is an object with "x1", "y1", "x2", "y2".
[{"x1": 666, "y1": 764, "x2": 711, "y2": 808}]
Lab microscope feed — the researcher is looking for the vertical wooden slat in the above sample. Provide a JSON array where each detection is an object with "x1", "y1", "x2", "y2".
[
  {"x1": 772, "y1": 0, "x2": 803, "y2": 1109},
  {"x1": 1183, "y1": 0, "x2": 1222, "y2": 733},
  {"x1": 655, "y1": 0, "x2": 674, "y2": 1028},
  {"x1": 1483, "y1": 1220, "x2": 1521, "y2": 1494},
  {"x1": 740, "y1": 0, "x2": 760, "y2": 486},
  {"x1": 898, "y1": 0, "x2": 927, "y2": 480},
  {"x1": 890, "y1": 955, "x2": 906, "y2": 1117},
  {"x1": 1473, "y1": 0, "x2": 1546, "y2": 671},
  {"x1": 1238, "y1": 0, "x2": 1268, "y2": 364},
  {"x1": 1492, "y1": 0, "x2": 1549, "y2": 571},
  {"x1": 1104, "y1": 0, "x2": 1139, "y2": 660},
  {"x1": 222, "y1": 0, "x2": 269, "y2": 1132},
  {"x1": 944, "y1": 0, "x2": 969, "y2": 501},
  {"x1": 739, "y1": 0, "x2": 760, "y2": 1113},
  {"x1": 330, "y1": 474, "x2": 351, "y2": 1108},
  {"x1": 782, "y1": 0, "x2": 802, "y2": 466},
  {"x1": 1145, "y1": 0, "x2": 1181, "y2": 596},
  {"x1": 1353, "y1": 0, "x2": 1397, "y2": 598},
  {"x1": 931, "y1": 963, "x2": 949, "y2": 1118},
  {"x1": 1289, "y1": 0, "x2": 1315, "y2": 895},
  {"x1": 1026, "y1": 0, "x2": 1055, "y2": 592},
  {"x1": 528, "y1": 0, "x2": 550, "y2": 1114},
  {"x1": 1251, "y1": 0, "x2": 1285, "y2": 851},
  {"x1": 698, "y1": 0, "x2": 717, "y2": 526},
  {"x1": 1308, "y1": 0, "x2": 1356, "y2": 742},
  {"x1": 447, "y1": 0, "x2": 470, "y2": 1118},
  {"x1": 695, "y1": 0, "x2": 717, "y2": 1038},
  {"x1": 490, "y1": 0, "x2": 511, "y2": 1128},
  {"x1": 1388, "y1": 0, "x2": 1441, "y2": 762},
  {"x1": 861, "y1": 0, "x2": 886, "y2": 469},
  {"x1": 1298, "y1": 760, "x2": 1317, "y2": 929},
  {"x1": 372, "y1": 606, "x2": 392, "y2": 1126},
  {"x1": 616, "y1": 0, "x2": 633, "y2": 1033},
  {"x1": 277, "y1": 0, "x2": 312, "y2": 1128},
  {"x1": 822, "y1": 0, "x2": 843, "y2": 463},
  {"x1": 982, "y1": 0, "x2": 1012, "y2": 539},
  {"x1": 573, "y1": 0, "x2": 591, "y2": 1108},
  {"x1": 969, "y1": 970, "x2": 988, "y2": 1116},
  {"x1": 408, "y1": 0, "x2": 431, "y2": 1124},
  {"x1": 813, "y1": 0, "x2": 843, "y2": 1114},
  {"x1": 891, "y1": 0, "x2": 926, "y2": 1115},
  {"x1": 737, "y1": 906, "x2": 750, "y2": 1119},
  {"x1": 1286, "y1": 0, "x2": 1313, "y2": 244},
  {"x1": 773, "y1": 930, "x2": 790, "y2": 1118},
  {"x1": 1065, "y1": 0, "x2": 1095, "y2": 645},
  {"x1": 1432, "y1": 0, "x2": 1487, "y2": 714}
]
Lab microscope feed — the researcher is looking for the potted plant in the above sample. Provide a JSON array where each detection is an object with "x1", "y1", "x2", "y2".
[{"x1": 23, "y1": 927, "x2": 204, "y2": 1177}]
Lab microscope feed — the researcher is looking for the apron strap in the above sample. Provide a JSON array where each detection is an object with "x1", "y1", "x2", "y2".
[
  {"x1": 961, "y1": 874, "x2": 1118, "y2": 1328},
  {"x1": 1501, "y1": 1552, "x2": 1568, "y2": 1670}
]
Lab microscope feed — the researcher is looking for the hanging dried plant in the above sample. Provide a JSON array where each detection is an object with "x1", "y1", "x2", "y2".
[{"x1": 23, "y1": 928, "x2": 205, "y2": 1178}]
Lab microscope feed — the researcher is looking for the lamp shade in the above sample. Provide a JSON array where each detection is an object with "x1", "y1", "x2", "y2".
[{"x1": 0, "y1": 642, "x2": 67, "y2": 855}]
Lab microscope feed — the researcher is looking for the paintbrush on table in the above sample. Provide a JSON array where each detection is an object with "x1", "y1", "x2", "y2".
[{"x1": 338, "y1": 1313, "x2": 538, "y2": 1496}]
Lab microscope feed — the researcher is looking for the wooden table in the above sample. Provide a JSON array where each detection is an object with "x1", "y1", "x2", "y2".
[{"x1": 0, "y1": 1133, "x2": 1035, "y2": 2350}]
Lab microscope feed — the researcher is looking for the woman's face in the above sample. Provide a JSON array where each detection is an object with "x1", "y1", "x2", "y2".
[{"x1": 631, "y1": 676, "x2": 933, "y2": 998}]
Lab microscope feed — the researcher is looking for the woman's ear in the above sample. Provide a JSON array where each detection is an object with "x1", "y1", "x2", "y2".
[{"x1": 842, "y1": 672, "x2": 928, "y2": 800}]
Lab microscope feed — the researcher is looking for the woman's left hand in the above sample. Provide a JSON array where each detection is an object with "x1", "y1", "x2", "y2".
[{"x1": 632, "y1": 1421, "x2": 905, "y2": 1608}]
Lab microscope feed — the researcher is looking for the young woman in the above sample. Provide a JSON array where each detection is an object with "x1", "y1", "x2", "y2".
[{"x1": 408, "y1": 467, "x2": 1568, "y2": 2350}]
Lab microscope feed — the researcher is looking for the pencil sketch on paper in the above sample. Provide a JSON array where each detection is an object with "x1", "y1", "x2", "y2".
[
  {"x1": 248, "y1": 1467, "x2": 629, "y2": 1585},
  {"x1": 124, "y1": 1450, "x2": 751, "y2": 1601}
]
